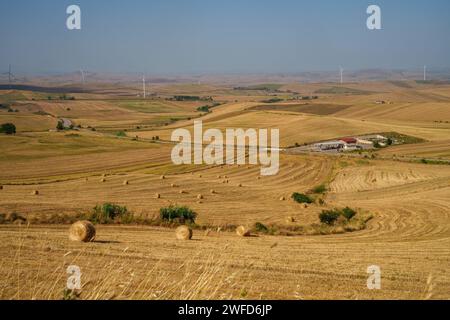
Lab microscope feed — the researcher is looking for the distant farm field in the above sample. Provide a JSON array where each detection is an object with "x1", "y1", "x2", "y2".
[{"x1": 0, "y1": 80, "x2": 449, "y2": 300}]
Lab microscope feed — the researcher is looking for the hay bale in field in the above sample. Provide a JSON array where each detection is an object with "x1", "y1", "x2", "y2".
[
  {"x1": 69, "y1": 221, "x2": 96, "y2": 242},
  {"x1": 197, "y1": 194, "x2": 203, "y2": 200},
  {"x1": 236, "y1": 226, "x2": 251, "y2": 237},
  {"x1": 171, "y1": 183, "x2": 178, "y2": 188},
  {"x1": 100, "y1": 178, "x2": 106, "y2": 183},
  {"x1": 286, "y1": 216, "x2": 295, "y2": 223},
  {"x1": 32, "y1": 190, "x2": 39, "y2": 195},
  {"x1": 237, "y1": 183, "x2": 242, "y2": 187},
  {"x1": 198, "y1": 174, "x2": 202, "y2": 178},
  {"x1": 217, "y1": 175, "x2": 221, "y2": 179},
  {"x1": 224, "y1": 175, "x2": 228, "y2": 179},
  {"x1": 279, "y1": 196, "x2": 286, "y2": 201},
  {"x1": 160, "y1": 175, "x2": 165, "y2": 180},
  {"x1": 210, "y1": 189, "x2": 216, "y2": 194},
  {"x1": 175, "y1": 225, "x2": 192, "y2": 240},
  {"x1": 155, "y1": 193, "x2": 161, "y2": 199},
  {"x1": 123, "y1": 180, "x2": 129, "y2": 185},
  {"x1": 179, "y1": 190, "x2": 187, "y2": 194}
]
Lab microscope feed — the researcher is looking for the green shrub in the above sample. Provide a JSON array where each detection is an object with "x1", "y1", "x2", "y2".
[
  {"x1": 291, "y1": 192, "x2": 313, "y2": 204},
  {"x1": 254, "y1": 222, "x2": 269, "y2": 233},
  {"x1": 197, "y1": 105, "x2": 210, "y2": 112},
  {"x1": 116, "y1": 131, "x2": 127, "y2": 137},
  {"x1": 160, "y1": 205, "x2": 197, "y2": 223},
  {"x1": 262, "y1": 98, "x2": 283, "y2": 103},
  {"x1": 319, "y1": 209, "x2": 341, "y2": 225},
  {"x1": 311, "y1": 184, "x2": 327, "y2": 194},
  {"x1": 90, "y1": 203, "x2": 129, "y2": 224},
  {"x1": 0, "y1": 123, "x2": 16, "y2": 135},
  {"x1": 342, "y1": 207, "x2": 357, "y2": 220}
]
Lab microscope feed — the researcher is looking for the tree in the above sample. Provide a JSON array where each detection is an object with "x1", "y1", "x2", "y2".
[
  {"x1": 56, "y1": 120, "x2": 64, "y2": 131},
  {"x1": 0, "y1": 123, "x2": 16, "y2": 135}
]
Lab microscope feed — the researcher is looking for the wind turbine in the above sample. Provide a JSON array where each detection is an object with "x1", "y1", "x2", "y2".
[
  {"x1": 80, "y1": 70, "x2": 85, "y2": 86},
  {"x1": 142, "y1": 75, "x2": 146, "y2": 99},
  {"x1": 423, "y1": 65, "x2": 427, "y2": 81},
  {"x1": 2, "y1": 64, "x2": 16, "y2": 87},
  {"x1": 339, "y1": 66, "x2": 344, "y2": 84}
]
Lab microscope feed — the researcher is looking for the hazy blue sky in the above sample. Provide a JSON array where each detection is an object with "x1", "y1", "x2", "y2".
[{"x1": 1, "y1": 0, "x2": 449, "y2": 74}]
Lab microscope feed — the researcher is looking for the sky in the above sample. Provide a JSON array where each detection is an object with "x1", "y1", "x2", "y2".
[{"x1": 0, "y1": 0, "x2": 449, "y2": 74}]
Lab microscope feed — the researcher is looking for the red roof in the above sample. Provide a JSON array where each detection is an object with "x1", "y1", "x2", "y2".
[{"x1": 340, "y1": 137, "x2": 357, "y2": 144}]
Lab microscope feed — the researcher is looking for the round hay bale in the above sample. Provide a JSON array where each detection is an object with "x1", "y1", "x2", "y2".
[
  {"x1": 171, "y1": 183, "x2": 177, "y2": 188},
  {"x1": 236, "y1": 226, "x2": 251, "y2": 237},
  {"x1": 279, "y1": 196, "x2": 286, "y2": 201},
  {"x1": 237, "y1": 183, "x2": 242, "y2": 187},
  {"x1": 217, "y1": 175, "x2": 221, "y2": 179},
  {"x1": 69, "y1": 221, "x2": 96, "y2": 242},
  {"x1": 198, "y1": 174, "x2": 202, "y2": 178},
  {"x1": 257, "y1": 176, "x2": 261, "y2": 180},
  {"x1": 160, "y1": 175, "x2": 165, "y2": 180},
  {"x1": 224, "y1": 175, "x2": 228, "y2": 179},
  {"x1": 100, "y1": 178, "x2": 106, "y2": 183},
  {"x1": 32, "y1": 190, "x2": 39, "y2": 195},
  {"x1": 210, "y1": 189, "x2": 216, "y2": 194},
  {"x1": 179, "y1": 190, "x2": 187, "y2": 194},
  {"x1": 175, "y1": 225, "x2": 192, "y2": 240},
  {"x1": 197, "y1": 194, "x2": 203, "y2": 200},
  {"x1": 155, "y1": 193, "x2": 161, "y2": 199},
  {"x1": 123, "y1": 180, "x2": 129, "y2": 185},
  {"x1": 286, "y1": 216, "x2": 295, "y2": 223}
]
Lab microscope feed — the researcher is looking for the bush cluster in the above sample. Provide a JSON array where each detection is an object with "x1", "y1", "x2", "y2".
[
  {"x1": 160, "y1": 205, "x2": 197, "y2": 223},
  {"x1": 291, "y1": 192, "x2": 313, "y2": 204},
  {"x1": 89, "y1": 203, "x2": 131, "y2": 224},
  {"x1": 319, "y1": 207, "x2": 357, "y2": 225}
]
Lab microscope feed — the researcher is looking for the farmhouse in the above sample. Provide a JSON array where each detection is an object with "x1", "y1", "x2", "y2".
[
  {"x1": 340, "y1": 137, "x2": 357, "y2": 144},
  {"x1": 315, "y1": 140, "x2": 348, "y2": 151},
  {"x1": 358, "y1": 134, "x2": 387, "y2": 142},
  {"x1": 356, "y1": 138, "x2": 374, "y2": 149}
]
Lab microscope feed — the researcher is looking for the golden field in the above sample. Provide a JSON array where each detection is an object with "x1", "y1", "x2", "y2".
[{"x1": 0, "y1": 80, "x2": 449, "y2": 300}]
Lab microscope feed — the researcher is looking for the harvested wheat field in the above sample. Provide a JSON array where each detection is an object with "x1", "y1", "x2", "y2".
[{"x1": 1, "y1": 79, "x2": 450, "y2": 300}]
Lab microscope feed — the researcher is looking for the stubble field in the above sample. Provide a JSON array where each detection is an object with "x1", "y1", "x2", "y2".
[{"x1": 0, "y1": 80, "x2": 449, "y2": 299}]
